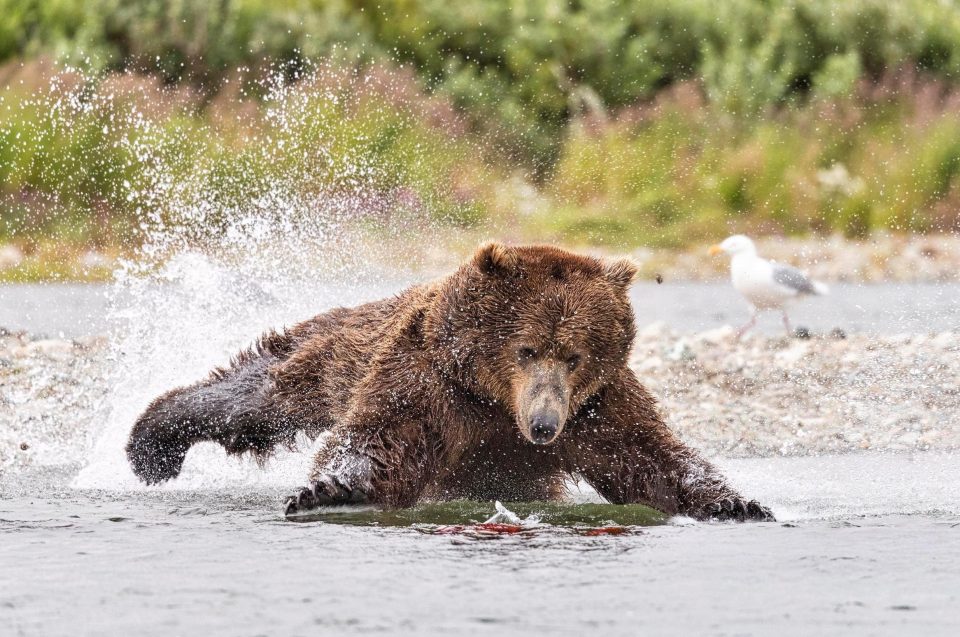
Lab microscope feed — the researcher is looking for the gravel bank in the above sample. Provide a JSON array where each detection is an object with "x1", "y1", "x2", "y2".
[
  {"x1": 628, "y1": 233, "x2": 960, "y2": 283},
  {"x1": 632, "y1": 323, "x2": 959, "y2": 458},
  {"x1": 2, "y1": 327, "x2": 958, "y2": 475}
]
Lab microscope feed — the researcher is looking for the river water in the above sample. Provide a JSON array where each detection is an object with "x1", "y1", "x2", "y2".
[
  {"x1": 2, "y1": 454, "x2": 958, "y2": 636},
  {"x1": 2, "y1": 280, "x2": 958, "y2": 337},
  {"x1": 1, "y1": 278, "x2": 959, "y2": 636}
]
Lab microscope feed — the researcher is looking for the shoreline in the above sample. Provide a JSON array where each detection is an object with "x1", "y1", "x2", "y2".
[
  {"x1": 2, "y1": 233, "x2": 960, "y2": 284},
  {"x1": 623, "y1": 233, "x2": 960, "y2": 284}
]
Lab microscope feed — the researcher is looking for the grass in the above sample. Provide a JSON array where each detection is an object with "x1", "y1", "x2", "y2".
[
  {"x1": 532, "y1": 75, "x2": 960, "y2": 249},
  {"x1": 0, "y1": 61, "x2": 501, "y2": 259},
  {"x1": 7, "y1": 0, "x2": 960, "y2": 168},
  {"x1": 3, "y1": 62, "x2": 960, "y2": 281}
]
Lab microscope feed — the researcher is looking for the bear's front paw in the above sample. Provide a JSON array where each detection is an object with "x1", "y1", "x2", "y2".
[
  {"x1": 126, "y1": 431, "x2": 188, "y2": 485},
  {"x1": 283, "y1": 474, "x2": 368, "y2": 517},
  {"x1": 698, "y1": 498, "x2": 774, "y2": 522}
]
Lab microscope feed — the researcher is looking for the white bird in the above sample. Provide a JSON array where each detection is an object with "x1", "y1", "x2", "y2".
[{"x1": 709, "y1": 235, "x2": 828, "y2": 338}]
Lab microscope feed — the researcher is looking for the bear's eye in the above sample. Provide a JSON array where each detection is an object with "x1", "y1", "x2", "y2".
[
  {"x1": 566, "y1": 354, "x2": 582, "y2": 371},
  {"x1": 517, "y1": 347, "x2": 537, "y2": 363}
]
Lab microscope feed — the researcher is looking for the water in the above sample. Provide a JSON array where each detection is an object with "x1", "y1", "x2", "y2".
[
  {"x1": 2, "y1": 278, "x2": 957, "y2": 636},
  {"x1": 2, "y1": 272, "x2": 959, "y2": 635},
  {"x1": 2, "y1": 454, "x2": 958, "y2": 636},
  {"x1": 2, "y1": 280, "x2": 958, "y2": 338}
]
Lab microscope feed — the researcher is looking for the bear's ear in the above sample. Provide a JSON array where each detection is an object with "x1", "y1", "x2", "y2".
[
  {"x1": 604, "y1": 258, "x2": 638, "y2": 289},
  {"x1": 473, "y1": 241, "x2": 518, "y2": 275}
]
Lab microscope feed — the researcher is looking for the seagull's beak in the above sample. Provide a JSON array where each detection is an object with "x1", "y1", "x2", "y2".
[{"x1": 708, "y1": 244, "x2": 724, "y2": 256}]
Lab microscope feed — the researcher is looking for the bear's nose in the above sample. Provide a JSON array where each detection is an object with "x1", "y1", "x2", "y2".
[{"x1": 529, "y1": 411, "x2": 560, "y2": 444}]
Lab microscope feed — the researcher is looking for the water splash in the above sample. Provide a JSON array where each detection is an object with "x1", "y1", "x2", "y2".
[{"x1": 63, "y1": 66, "x2": 449, "y2": 489}]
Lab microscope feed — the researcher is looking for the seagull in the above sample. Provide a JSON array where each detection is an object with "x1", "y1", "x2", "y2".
[{"x1": 709, "y1": 235, "x2": 828, "y2": 338}]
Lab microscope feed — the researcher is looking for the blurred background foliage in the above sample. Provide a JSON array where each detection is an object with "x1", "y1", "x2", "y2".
[{"x1": 3, "y1": 0, "x2": 960, "y2": 276}]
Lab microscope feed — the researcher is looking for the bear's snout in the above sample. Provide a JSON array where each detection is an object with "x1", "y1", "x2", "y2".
[
  {"x1": 516, "y1": 359, "x2": 570, "y2": 445},
  {"x1": 529, "y1": 410, "x2": 561, "y2": 444}
]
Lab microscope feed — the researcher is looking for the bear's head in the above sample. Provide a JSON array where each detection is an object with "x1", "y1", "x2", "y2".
[{"x1": 429, "y1": 242, "x2": 638, "y2": 445}]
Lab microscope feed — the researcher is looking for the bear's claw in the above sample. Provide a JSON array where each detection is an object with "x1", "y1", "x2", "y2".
[
  {"x1": 283, "y1": 474, "x2": 368, "y2": 517},
  {"x1": 699, "y1": 498, "x2": 774, "y2": 522}
]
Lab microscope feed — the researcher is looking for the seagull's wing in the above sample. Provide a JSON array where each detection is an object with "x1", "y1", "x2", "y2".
[{"x1": 771, "y1": 262, "x2": 820, "y2": 295}]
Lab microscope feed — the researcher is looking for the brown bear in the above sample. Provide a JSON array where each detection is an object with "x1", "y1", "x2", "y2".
[{"x1": 127, "y1": 243, "x2": 773, "y2": 521}]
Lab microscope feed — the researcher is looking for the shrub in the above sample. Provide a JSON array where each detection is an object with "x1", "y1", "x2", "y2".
[
  {"x1": 0, "y1": 61, "x2": 496, "y2": 246},
  {"x1": 5, "y1": 1, "x2": 960, "y2": 165},
  {"x1": 540, "y1": 75, "x2": 960, "y2": 245}
]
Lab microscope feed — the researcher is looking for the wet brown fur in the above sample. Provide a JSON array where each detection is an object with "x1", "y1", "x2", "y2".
[{"x1": 126, "y1": 243, "x2": 771, "y2": 520}]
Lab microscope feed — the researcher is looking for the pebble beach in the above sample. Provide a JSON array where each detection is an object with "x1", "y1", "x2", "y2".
[{"x1": 4, "y1": 326, "x2": 957, "y2": 476}]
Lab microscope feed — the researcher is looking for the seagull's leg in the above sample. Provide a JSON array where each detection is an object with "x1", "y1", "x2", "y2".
[
  {"x1": 781, "y1": 310, "x2": 792, "y2": 336},
  {"x1": 735, "y1": 311, "x2": 757, "y2": 340}
]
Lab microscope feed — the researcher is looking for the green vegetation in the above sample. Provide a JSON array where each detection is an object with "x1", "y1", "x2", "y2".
[
  {"x1": 542, "y1": 78, "x2": 960, "y2": 246},
  {"x1": 0, "y1": 62, "x2": 496, "y2": 253},
  {"x1": 289, "y1": 500, "x2": 666, "y2": 527},
  {"x1": 6, "y1": 1, "x2": 960, "y2": 166},
  {"x1": 3, "y1": 2, "x2": 960, "y2": 279}
]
